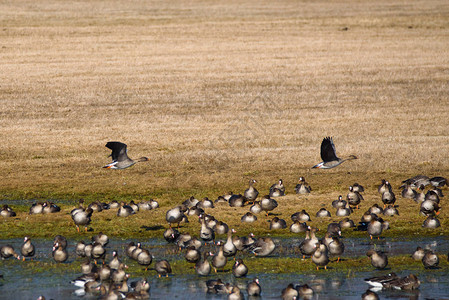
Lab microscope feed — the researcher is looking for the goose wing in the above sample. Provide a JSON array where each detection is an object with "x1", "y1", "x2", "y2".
[
  {"x1": 320, "y1": 137, "x2": 339, "y2": 162},
  {"x1": 106, "y1": 142, "x2": 128, "y2": 162}
]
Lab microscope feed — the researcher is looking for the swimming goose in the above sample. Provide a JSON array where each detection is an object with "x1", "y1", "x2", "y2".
[
  {"x1": 312, "y1": 137, "x2": 357, "y2": 169},
  {"x1": 291, "y1": 210, "x2": 311, "y2": 222},
  {"x1": 269, "y1": 179, "x2": 285, "y2": 197},
  {"x1": 260, "y1": 195, "x2": 278, "y2": 216},
  {"x1": 422, "y1": 215, "x2": 440, "y2": 228},
  {"x1": 130, "y1": 278, "x2": 150, "y2": 293},
  {"x1": 20, "y1": 236, "x2": 35, "y2": 260},
  {"x1": 247, "y1": 278, "x2": 261, "y2": 296},
  {"x1": 0, "y1": 245, "x2": 20, "y2": 260},
  {"x1": 244, "y1": 179, "x2": 259, "y2": 202},
  {"x1": 211, "y1": 242, "x2": 227, "y2": 272},
  {"x1": 195, "y1": 251, "x2": 212, "y2": 276},
  {"x1": 269, "y1": 217, "x2": 287, "y2": 229},
  {"x1": 155, "y1": 260, "x2": 172, "y2": 277},
  {"x1": 297, "y1": 284, "x2": 314, "y2": 298},
  {"x1": 232, "y1": 259, "x2": 248, "y2": 277},
  {"x1": 103, "y1": 141, "x2": 148, "y2": 169},
  {"x1": 250, "y1": 237, "x2": 276, "y2": 257},
  {"x1": 0, "y1": 205, "x2": 16, "y2": 217},
  {"x1": 422, "y1": 250, "x2": 439, "y2": 268},
  {"x1": 312, "y1": 242, "x2": 329, "y2": 270},
  {"x1": 52, "y1": 242, "x2": 68, "y2": 263},
  {"x1": 430, "y1": 176, "x2": 448, "y2": 187},
  {"x1": 347, "y1": 186, "x2": 363, "y2": 208},
  {"x1": 366, "y1": 250, "x2": 388, "y2": 269},
  {"x1": 295, "y1": 176, "x2": 312, "y2": 194}
]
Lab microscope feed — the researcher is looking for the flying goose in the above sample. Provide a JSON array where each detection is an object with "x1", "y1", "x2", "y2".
[
  {"x1": 312, "y1": 137, "x2": 357, "y2": 169},
  {"x1": 103, "y1": 141, "x2": 148, "y2": 169}
]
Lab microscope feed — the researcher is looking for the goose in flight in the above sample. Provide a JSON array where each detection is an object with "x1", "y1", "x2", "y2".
[
  {"x1": 103, "y1": 141, "x2": 148, "y2": 169},
  {"x1": 312, "y1": 137, "x2": 357, "y2": 169}
]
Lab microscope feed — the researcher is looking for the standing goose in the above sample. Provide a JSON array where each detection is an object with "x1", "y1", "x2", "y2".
[
  {"x1": 0, "y1": 245, "x2": 20, "y2": 260},
  {"x1": 199, "y1": 216, "x2": 215, "y2": 244},
  {"x1": 137, "y1": 249, "x2": 153, "y2": 271},
  {"x1": 223, "y1": 229, "x2": 237, "y2": 258},
  {"x1": 185, "y1": 246, "x2": 201, "y2": 264},
  {"x1": 299, "y1": 227, "x2": 319, "y2": 258},
  {"x1": 155, "y1": 260, "x2": 172, "y2": 277},
  {"x1": 103, "y1": 141, "x2": 148, "y2": 169},
  {"x1": 72, "y1": 208, "x2": 93, "y2": 232},
  {"x1": 312, "y1": 137, "x2": 357, "y2": 169},
  {"x1": 165, "y1": 205, "x2": 188, "y2": 228},
  {"x1": 327, "y1": 236, "x2": 345, "y2": 262},
  {"x1": 195, "y1": 251, "x2": 212, "y2": 276},
  {"x1": 109, "y1": 251, "x2": 121, "y2": 270},
  {"x1": 20, "y1": 236, "x2": 35, "y2": 261},
  {"x1": 312, "y1": 242, "x2": 329, "y2": 270},
  {"x1": 244, "y1": 179, "x2": 259, "y2": 202},
  {"x1": 295, "y1": 177, "x2": 312, "y2": 194},
  {"x1": 211, "y1": 242, "x2": 227, "y2": 273},
  {"x1": 381, "y1": 190, "x2": 396, "y2": 207},
  {"x1": 52, "y1": 242, "x2": 68, "y2": 263},
  {"x1": 260, "y1": 195, "x2": 278, "y2": 216},
  {"x1": 347, "y1": 186, "x2": 363, "y2": 208}
]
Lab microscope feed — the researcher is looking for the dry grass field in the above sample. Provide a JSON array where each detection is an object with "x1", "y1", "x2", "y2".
[{"x1": 1, "y1": 0, "x2": 449, "y2": 238}]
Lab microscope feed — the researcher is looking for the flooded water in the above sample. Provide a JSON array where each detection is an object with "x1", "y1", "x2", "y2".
[{"x1": 1, "y1": 237, "x2": 448, "y2": 300}]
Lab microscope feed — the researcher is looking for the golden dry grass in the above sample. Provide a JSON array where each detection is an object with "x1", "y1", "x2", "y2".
[{"x1": 0, "y1": 0, "x2": 448, "y2": 213}]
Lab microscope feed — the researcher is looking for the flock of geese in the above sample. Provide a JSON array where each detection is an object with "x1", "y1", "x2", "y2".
[{"x1": 1, "y1": 139, "x2": 448, "y2": 300}]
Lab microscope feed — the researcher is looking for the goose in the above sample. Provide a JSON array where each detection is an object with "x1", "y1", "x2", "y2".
[
  {"x1": 223, "y1": 229, "x2": 237, "y2": 258},
  {"x1": 165, "y1": 205, "x2": 188, "y2": 228},
  {"x1": 53, "y1": 235, "x2": 67, "y2": 250},
  {"x1": 155, "y1": 260, "x2": 172, "y2": 277},
  {"x1": 332, "y1": 195, "x2": 346, "y2": 209},
  {"x1": 412, "y1": 247, "x2": 425, "y2": 261},
  {"x1": 81, "y1": 260, "x2": 97, "y2": 275},
  {"x1": 269, "y1": 217, "x2": 287, "y2": 229},
  {"x1": 336, "y1": 202, "x2": 352, "y2": 217},
  {"x1": 347, "y1": 186, "x2": 363, "y2": 208},
  {"x1": 0, "y1": 245, "x2": 20, "y2": 260},
  {"x1": 352, "y1": 182, "x2": 365, "y2": 193},
  {"x1": 422, "y1": 250, "x2": 439, "y2": 268},
  {"x1": 430, "y1": 176, "x2": 448, "y2": 187},
  {"x1": 199, "y1": 215, "x2": 215, "y2": 243},
  {"x1": 228, "y1": 194, "x2": 246, "y2": 207},
  {"x1": 291, "y1": 210, "x2": 310, "y2": 222},
  {"x1": 109, "y1": 251, "x2": 121, "y2": 270},
  {"x1": 382, "y1": 274, "x2": 420, "y2": 290},
  {"x1": 326, "y1": 222, "x2": 341, "y2": 237},
  {"x1": 366, "y1": 250, "x2": 388, "y2": 269},
  {"x1": 195, "y1": 251, "x2": 211, "y2": 276},
  {"x1": 137, "y1": 249, "x2": 153, "y2": 271},
  {"x1": 362, "y1": 289, "x2": 379, "y2": 300},
  {"x1": 364, "y1": 272, "x2": 398, "y2": 288},
  {"x1": 185, "y1": 237, "x2": 202, "y2": 250},
  {"x1": 91, "y1": 242, "x2": 106, "y2": 264},
  {"x1": 250, "y1": 237, "x2": 276, "y2": 257},
  {"x1": 187, "y1": 205, "x2": 204, "y2": 217},
  {"x1": 414, "y1": 185, "x2": 426, "y2": 202},
  {"x1": 232, "y1": 259, "x2": 248, "y2": 277},
  {"x1": 0, "y1": 205, "x2": 16, "y2": 217},
  {"x1": 312, "y1": 242, "x2": 329, "y2": 270},
  {"x1": 401, "y1": 175, "x2": 430, "y2": 188},
  {"x1": 87, "y1": 201, "x2": 103, "y2": 213},
  {"x1": 260, "y1": 195, "x2": 278, "y2": 216},
  {"x1": 130, "y1": 278, "x2": 150, "y2": 293},
  {"x1": 249, "y1": 201, "x2": 262, "y2": 214},
  {"x1": 138, "y1": 200, "x2": 151, "y2": 211},
  {"x1": 185, "y1": 246, "x2": 201, "y2": 263},
  {"x1": 269, "y1": 179, "x2": 285, "y2": 197},
  {"x1": 425, "y1": 190, "x2": 440, "y2": 203},
  {"x1": 281, "y1": 283, "x2": 298, "y2": 300},
  {"x1": 244, "y1": 179, "x2": 259, "y2": 202},
  {"x1": 368, "y1": 204, "x2": 383, "y2": 215},
  {"x1": 312, "y1": 137, "x2": 357, "y2": 169},
  {"x1": 211, "y1": 242, "x2": 227, "y2": 273},
  {"x1": 299, "y1": 227, "x2": 319, "y2": 258},
  {"x1": 103, "y1": 141, "x2": 148, "y2": 169},
  {"x1": 241, "y1": 212, "x2": 257, "y2": 223},
  {"x1": 117, "y1": 202, "x2": 135, "y2": 217},
  {"x1": 401, "y1": 184, "x2": 417, "y2": 199},
  {"x1": 377, "y1": 179, "x2": 392, "y2": 194},
  {"x1": 92, "y1": 232, "x2": 109, "y2": 247},
  {"x1": 175, "y1": 233, "x2": 193, "y2": 249},
  {"x1": 72, "y1": 208, "x2": 93, "y2": 232},
  {"x1": 316, "y1": 207, "x2": 331, "y2": 218},
  {"x1": 131, "y1": 242, "x2": 143, "y2": 260},
  {"x1": 111, "y1": 263, "x2": 128, "y2": 283},
  {"x1": 206, "y1": 278, "x2": 226, "y2": 294},
  {"x1": 233, "y1": 233, "x2": 256, "y2": 251},
  {"x1": 246, "y1": 278, "x2": 261, "y2": 296},
  {"x1": 20, "y1": 236, "x2": 35, "y2": 260},
  {"x1": 381, "y1": 190, "x2": 396, "y2": 207},
  {"x1": 29, "y1": 202, "x2": 44, "y2": 214},
  {"x1": 367, "y1": 216, "x2": 388, "y2": 239},
  {"x1": 422, "y1": 215, "x2": 440, "y2": 228},
  {"x1": 338, "y1": 218, "x2": 355, "y2": 229},
  {"x1": 199, "y1": 197, "x2": 214, "y2": 208},
  {"x1": 128, "y1": 200, "x2": 139, "y2": 212},
  {"x1": 383, "y1": 205, "x2": 399, "y2": 217},
  {"x1": 163, "y1": 227, "x2": 180, "y2": 243},
  {"x1": 290, "y1": 221, "x2": 308, "y2": 233},
  {"x1": 295, "y1": 176, "x2": 311, "y2": 194},
  {"x1": 297, "y1": 284, "x2": 314, "y2": 298},
  {"x1": 52, "y1": 242, "x2": 68, "y2": 263},
  {"x1": 99, "y1": 264, "x2": 111, "y2": 281},
  {"x1": 228, "y1": 286, "x2": 244, "y2": 300},
  {"x1": 213, "y1": 221, "x2": 229, "y2": 235},
  {"x1": 420, "y1": 199, "x2": 439, "y2": 216},
  {"x1": 327, "y1": 236, "x2": 344, "y2": 262},
  {"x1": 149, "y1": 199, "x2": 159, "y2": 209}
]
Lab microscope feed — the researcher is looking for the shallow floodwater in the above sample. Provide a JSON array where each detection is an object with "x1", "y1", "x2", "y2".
[{"x1": 1, "y1": 237, "x2": 448, "y2": 300}]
